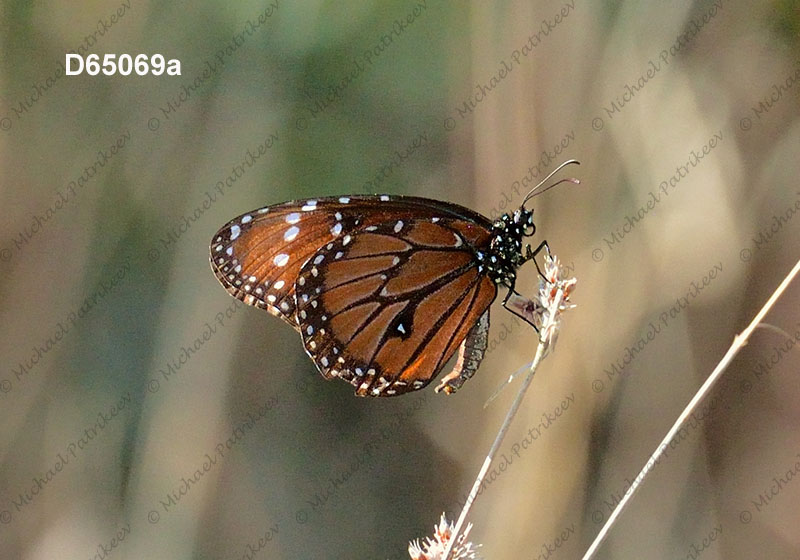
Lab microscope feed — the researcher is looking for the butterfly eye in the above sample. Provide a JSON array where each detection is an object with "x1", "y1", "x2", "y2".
[
  {"x1": 514, "y1": 209, "x2": 535, "y2": 236},
  {"x1": 523, "y1": 214, "x2": 535, "y2": 236}
]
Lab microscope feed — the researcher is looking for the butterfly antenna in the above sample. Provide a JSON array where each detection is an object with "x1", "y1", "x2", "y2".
[{"x1": 522, "y1": 159, "x2": 581, "y2": 206}]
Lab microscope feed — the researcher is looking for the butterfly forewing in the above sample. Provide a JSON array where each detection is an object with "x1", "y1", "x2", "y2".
[
  {"x1": 294, "y1": 218, "x2": 497, "y2": 396},
  {"x1": 210, "y1": 196, "x2": 493, "y2": 329},
  {"x1": 210, "y1": 200, "x2": 355, "y2": 328}
]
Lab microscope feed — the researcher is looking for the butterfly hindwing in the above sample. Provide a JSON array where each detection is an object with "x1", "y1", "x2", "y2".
[{"x1": 294, "y1": 217, "x2": 498, "y2": 397}]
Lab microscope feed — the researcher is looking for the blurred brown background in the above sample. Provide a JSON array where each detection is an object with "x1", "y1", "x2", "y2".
[{"x1": 1, "y1": 1, "x2": 799, "y2": 558}]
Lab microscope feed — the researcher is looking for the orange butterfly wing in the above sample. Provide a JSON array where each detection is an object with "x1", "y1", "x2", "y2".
[
  {"x1": 294, "y1": 218, "x2": 497, "y2": 396},
  {"x1": 211, "y1": 199, "x2": 351, "y2": 328},
  {"x1": 209, "y1": 196, "x2": 493, "y2": 330}
]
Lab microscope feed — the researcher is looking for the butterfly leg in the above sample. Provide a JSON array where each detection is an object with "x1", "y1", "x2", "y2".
[
  {"x1": 526, "y1": 239, "x2": 551, "y2": 279},
  {"x1": 503, "y1": 290, "x2": 543, "y2": 332},
  {"x1": 435, "y1": 311, "x2": 490, "y2": 394}
]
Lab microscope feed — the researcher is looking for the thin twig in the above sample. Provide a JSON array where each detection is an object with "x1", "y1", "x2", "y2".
[
  {"x1": 442, "y1": 340, "x2": 547, "y2": 560},
  {"x1": 582, "y1": 256, "x2": 800, "y2": 560},
  {"x1": 442, "y1": 279, "x2": 571, "y2": 560}
]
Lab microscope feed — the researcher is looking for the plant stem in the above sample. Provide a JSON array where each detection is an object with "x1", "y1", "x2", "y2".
[
  {"x1": 442, "y1": 340, "x2": 546, "y2": 560},
  {"x1": 442, "y1": 282, "x2": 570, "y2": 560},
  {"x1": 582, "y1": 256, "x2": 800, "y2": 560}
]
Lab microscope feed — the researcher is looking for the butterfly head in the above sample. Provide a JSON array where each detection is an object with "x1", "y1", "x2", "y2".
[{"x1": 513, "y1": 206, "x2": 536, "y2": 236}]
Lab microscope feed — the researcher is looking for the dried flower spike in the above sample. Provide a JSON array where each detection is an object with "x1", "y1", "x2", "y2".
[
  {"x1": 536, "y1": 251, "x2": 577, "y2": 349},
  {"x1": 409, "y1": 514, "x2": 482, "y2": 560},
  {"x1": 503, "y1": 249, "x2": 577, "y2": 350}
]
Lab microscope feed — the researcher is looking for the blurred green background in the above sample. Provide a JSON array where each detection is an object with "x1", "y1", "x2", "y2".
[{"x1": 2, "y1": 1, "x2": 800, "y2": 558}]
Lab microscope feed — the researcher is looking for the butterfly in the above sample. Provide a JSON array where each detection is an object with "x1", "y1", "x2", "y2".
[{"x1": 209, "y1": 161, "x2": 579, "y2": 397}]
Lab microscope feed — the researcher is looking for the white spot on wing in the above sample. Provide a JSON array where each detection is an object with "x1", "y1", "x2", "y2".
[
  {"x1": 314, "y1": 254, "x2": 324, "y2": 265},
  {"x1": 394, "y1": 220, "x2": 403, "y2": 233},
  {"x1": 230, "y1": 225, "x2": 241, "y2": 240},
  {"x1": 380, "y1": 195, "x2": 389, "y2": 201},
  {"x1": 339, "y1": 197, "x2": 350, "y2": 203},
  {"x1": 273, "y1": 280, "x2": 285, "y2": 290},
  {"x1": 286, "y1": 212, "x2": 301, "y2": 224},
  {"x1": 241, "y1": 215, "x2": 252, "y2": 224},
  {"x1": 284, "y1": 225, "x2": 300, "y2": 241},
  {"x1": 453, "y1": 233, "x2": 462, "y2": 247},
  {"x1": 331, "y1": 223, "x2": 342, "y2": 236},
  {"x1": 302, "y1": 200, "x2": 317, "y2": 211},
  {"x1": 273, "y1": 253, "x2": 289, "y2": 267},
  {"x1": 343, "y1": 234, "x2": 351, "y2": 246}
]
